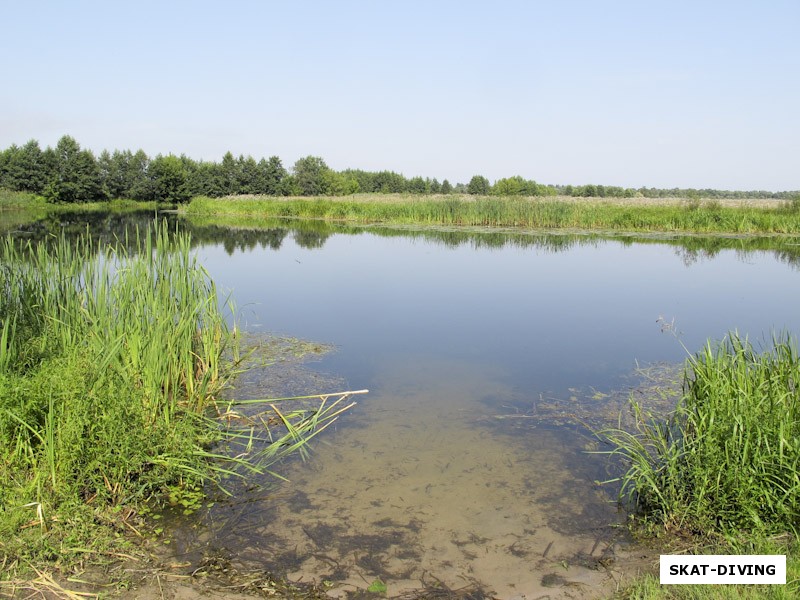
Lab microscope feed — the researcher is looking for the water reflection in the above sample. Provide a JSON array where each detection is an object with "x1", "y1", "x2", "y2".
[
  {"x1": 182, "y1": 217, "x2": 800, "y2": 271},
  {"x1": 6, "y1": 209, "x2": 800, "y2": 271}
]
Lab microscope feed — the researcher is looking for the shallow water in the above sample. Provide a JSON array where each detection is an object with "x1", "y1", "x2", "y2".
[
  {"x1": 173, "y1": 355, "x2": 633, "y2": 599},
  {"x1": 169, "y1": 221, "x2": 800, "y2": 598}
]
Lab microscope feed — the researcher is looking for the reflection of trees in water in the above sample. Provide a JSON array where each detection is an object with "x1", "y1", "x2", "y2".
[
  {"x1": 292, "y1": 230, "x2": 330, "y2": 249},
  {"x1": 9, "y1": 210, "x2": 171, "y2": 254},
  {"x1": 182, "y1": 223, "x2": 289, "y2": 254},
  {"x1": 669, "y1": 236, "x2": 800, "y2": 270},
  {"x1": 218, "y1": 228, "x2": 288, "y2": 255},
  {"x1": 772, "y1": 249, "x2": 800, "y2": 270},
  {"x1": 7, "y1": 211, "x2": 800, "y2": 269}
]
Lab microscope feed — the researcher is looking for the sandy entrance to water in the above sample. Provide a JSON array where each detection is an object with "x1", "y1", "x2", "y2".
[{"x1": 174, "y1": 357, "x2": 649, "y2": 599}]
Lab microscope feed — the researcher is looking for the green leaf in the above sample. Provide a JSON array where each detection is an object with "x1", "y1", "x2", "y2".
[{"x1": 367, "y1": 579, "x2": 387, "y2": 594}]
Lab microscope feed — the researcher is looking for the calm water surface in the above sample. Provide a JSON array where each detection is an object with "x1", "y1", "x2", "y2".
[{"x1": 178, "y1": 223, "x2": 800, "y2": 598}]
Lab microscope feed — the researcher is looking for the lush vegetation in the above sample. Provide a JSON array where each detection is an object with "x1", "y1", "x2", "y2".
[
  {"x1": 603, "y1": 333, "x2": 800, "y2": 536},
  {"x1": 2, "y1": 136, "x2": 797, "y2": 205},
  {"x1": 601, "y1": 333, "x2": 800, "y2": 597},
  {"x1": 0, "y1": 224, "x2": 229, "y2": 567},
  {"x1": 185, "y1": 195, "x2": 800, "y2": 235},
  {"x1": 0, "y1": 222, "x2": 353, "y2": 579}
]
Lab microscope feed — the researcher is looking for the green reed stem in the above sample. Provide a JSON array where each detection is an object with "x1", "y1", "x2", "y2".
[{"x1": 598, "y1": 332, "x2": 800, "y2": 536}]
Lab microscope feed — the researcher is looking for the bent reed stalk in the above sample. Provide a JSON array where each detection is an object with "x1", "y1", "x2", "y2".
[
  {"x1": 0, "y1": 221, "x2": 358, "y2": 572},
  {"x1": 598, "y1": 332, "x2": 800, "y2": 537},
  {"x1": 186, "y1": 194, "x2": 800, "y2": 235}
]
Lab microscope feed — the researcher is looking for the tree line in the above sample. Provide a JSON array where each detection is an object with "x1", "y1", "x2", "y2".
[{"x1": 0, "y1": 136, "x2": 796, "y2": 203}]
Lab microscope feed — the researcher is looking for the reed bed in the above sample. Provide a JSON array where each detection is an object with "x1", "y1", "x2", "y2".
[
  {"x1": 0, "y1": 223, "x2": 233, "y2": 562},
  {"x1": 0, "y1": 221, "x2": 358, "y2": 574},
  {"x1": 599, "y1": 332, "x2": 800, "y2": 537},
  {"x1": 186, "y1": 195, "x2": 800, "y2": 235}
]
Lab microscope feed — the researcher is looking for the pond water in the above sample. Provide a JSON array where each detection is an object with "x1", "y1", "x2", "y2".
[
  {"x1": 178, "y1": 221, "x2": 800, "y2": 598},
  {"x1": 9, "y1": 213, "x2": 800, "y2": 598}
]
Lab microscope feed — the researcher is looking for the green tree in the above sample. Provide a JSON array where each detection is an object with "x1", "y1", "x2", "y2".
[
  {"x1": 373, "y1": 170, "x2": 406, "y2": 193},
  {"x1": 323, "y1": 170, "x2": 360, "y2": 196},
  {"x1": 44, "y1": 135, "x2": 105, "y2": 203},
  {"x1": 492, "y1": 176, "x2": 526, "y2": 196},
  {"x1": 340, "y1": 169, "x2": 377, "y2": 193},
  {"x1": 150, "y1": 154, "x2": 191, "y2": 203},
  {"x1": 237, "y1": 155, "x2": 260, "y2": 194},
  {"x1": 186, "y1": 160, "x2": 223, "y2": 197},
  {"x1": 407, "y1": 176, "x2": 427, "y2": 194},
  {"x1": 440, "y1": 179, "x2": 453, "y2": 194},
  {"x1": 3, "y1": 140, "x2": 50, "y2": 193},
  {"x1": 98, "y1": 149, "x2": 128, "y2": 199},
  {"x1": 293, "y1": 156, "x2": 330, "y2": 196},
  {"x1": 219, "y1": 151, "x2": 241, "y2": 195},
  {"x1": 127, "y1": 150, "x2": 155, "y2": 200},
  {"x1": 467, "y1": 175, "x2": 490, "y2": 195},
  {"x1": 280, "y1": 174, "x2": 301, "y2": 196},
  {"x1": 257, "y1": 156, "x2": 287, "y2": 195}
]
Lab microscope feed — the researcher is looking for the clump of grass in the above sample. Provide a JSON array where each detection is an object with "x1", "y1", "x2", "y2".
[
  {"x1": 0, "y1": 223, "x2": 235, "y2": 566},
  {"x1": 0, "y1": 222, "x2": 359, "y2": 577},
  {"x1": 0, "y1": 188, "x2": 47, "y2": 209},
  {"x1": 599, "y1": 332, "x2": 800, "y2": 537}
]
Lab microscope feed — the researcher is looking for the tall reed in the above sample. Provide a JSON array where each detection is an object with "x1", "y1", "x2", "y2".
[
  {"x1": 599, "y1": 332, "x2": 800, "y2": 536},
  {"x1": 186, "y1": 195, "x2": 800, "y2": 235},
  {"x1": 0, "y1": 220, "x2": 360, "y2": 574},
  {"x1": 0, "y1": 222, "x2": 232, "y2": 515},
  {"x1": 1, "y1": 223, "x2": 228, "y2": 418}
]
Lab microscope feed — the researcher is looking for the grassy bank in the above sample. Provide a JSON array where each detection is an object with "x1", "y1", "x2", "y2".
[
  {"x1": 0, "y1": 222, "x2": 355, "y2": 585},
  {"x1": 0, "y1": 188, "x2": 160, "y2": 213},
  {"x1": 185, "y1": 194, "x2": 800, "y2": 235},
  {"x1": 0, "y1": 189, "x2": 48, "y2": 209},
  {"x1": 0, "y1": 223, "x2": 235, "y2": 572},
  {"x1": 600, "y1": 333, "x2": 800, "y2": 597}
]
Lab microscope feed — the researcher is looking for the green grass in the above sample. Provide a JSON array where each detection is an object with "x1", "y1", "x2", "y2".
[
  {"x1": 0, "y1": 221, "x2": 357, "y2": 580},
  {"x1": 0, "y1": 189, "x2": 49, "y2": 209},
  {"x1": 616, "y1": 536, "x2": 800, "y2": 599},
  {"x1": 600, "y1": 332, "x2": 800, "y2": 598},
  {"x1": 185, "y1": 194, "x2": 800, "y2": 235},
  {"x1": 0, "y1": 187, "x2": 160, "y2": 213},
  {"x1": 600, "y1": 332, "x2": 800, "y2": 536},
  {"x1": 0, "y1": 223, "x2": 233, "y2": 567}
]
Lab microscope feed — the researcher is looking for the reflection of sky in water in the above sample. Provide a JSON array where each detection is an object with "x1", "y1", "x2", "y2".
[
  {"x1": 195, "y1": 230, "x2": 800, "y2": 399},
  {"x1": 177, "y1": 226, "x2": 800, "y2": 596}
]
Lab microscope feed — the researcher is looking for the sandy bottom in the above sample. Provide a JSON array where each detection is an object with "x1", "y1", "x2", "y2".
[{"x1": 159, "y1": 357, "x2": 657, "y2": 599}]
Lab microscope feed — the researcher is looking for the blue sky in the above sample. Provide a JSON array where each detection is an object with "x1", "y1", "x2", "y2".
[{"x1": 1, "y1": 1, "x2": 798, "y2": 190}]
